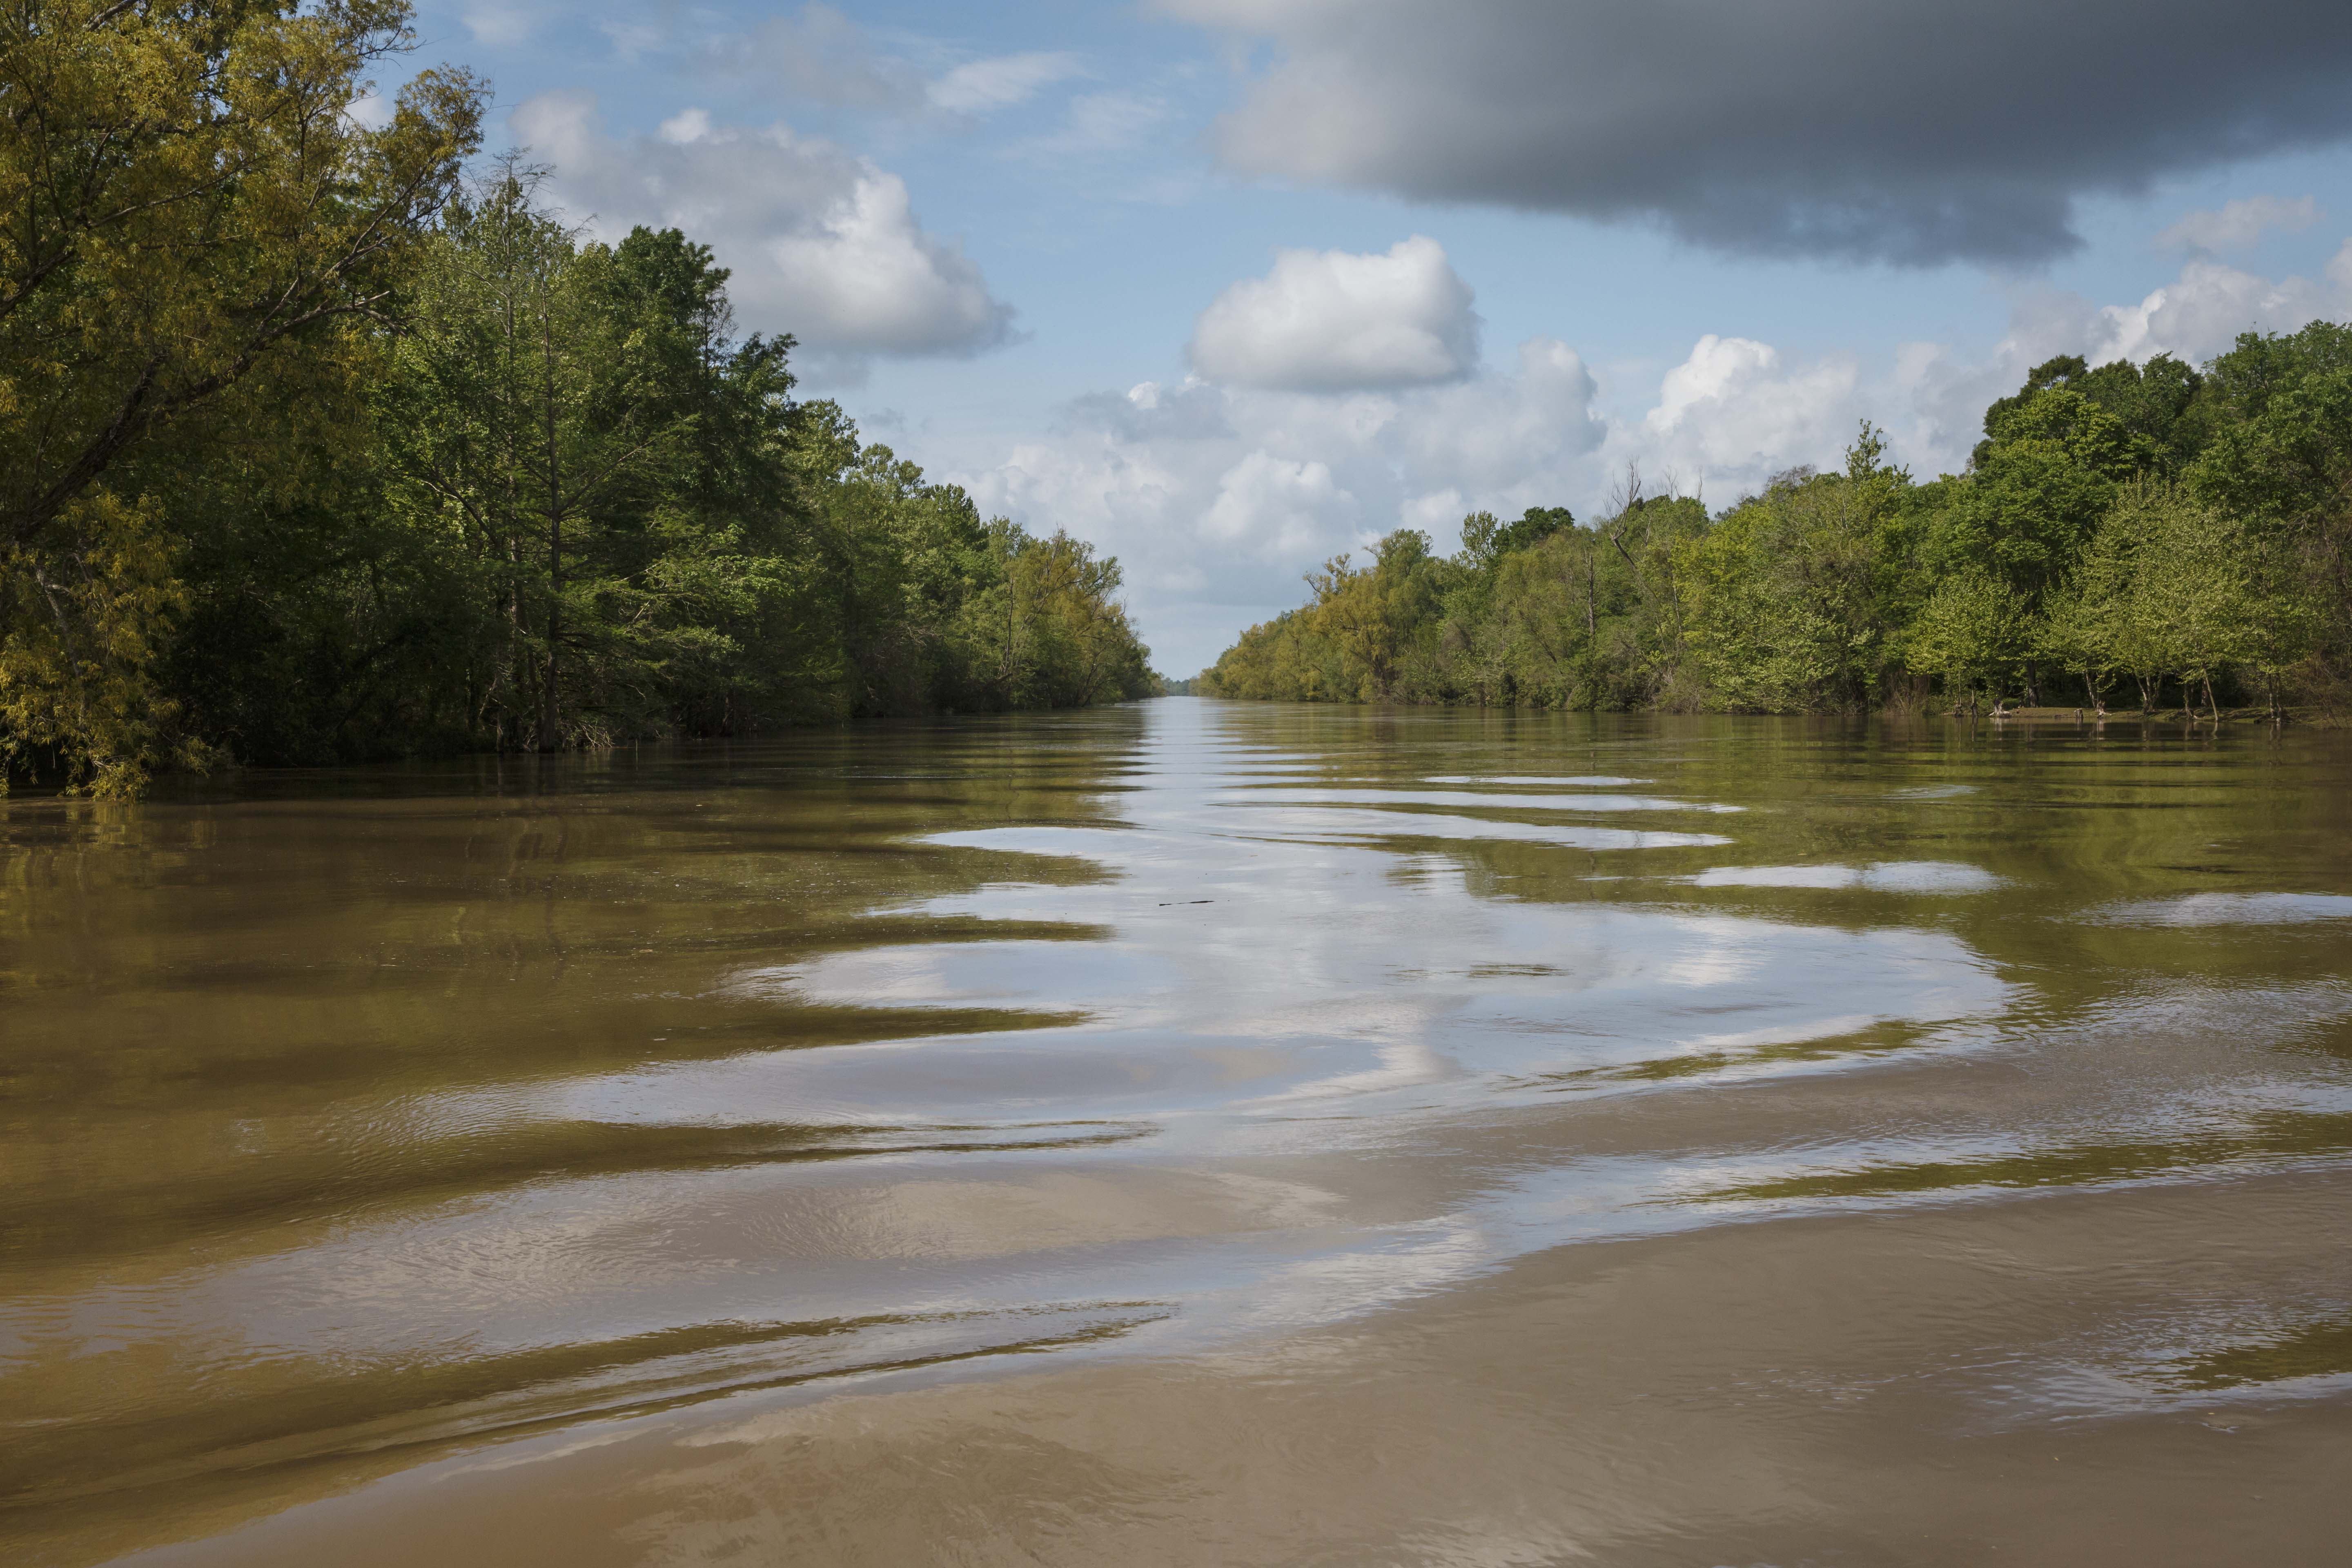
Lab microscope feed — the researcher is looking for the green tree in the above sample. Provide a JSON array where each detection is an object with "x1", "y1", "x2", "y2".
[
  {"x1": 1198, "y1": 333, "x2": 2352, "y2": 722},
  {"x1": 380, "y1": 167, "x2": 719, "y2": 750},
  {"x1": 2187, "y1": 324, "x2": 2352, "y2": 703},
  {"x1": 1677, "y1": 425, "x2": 1912, "y2": 711},
  {"x1": 2127, "y1": 483, "x2": 2253, "y2": 721},
  {"x1": 1905, "y1": 570, "x2": 2025, "y2": 714},
  {"x1": 1976, "y1": 354, "x2": 2203, "y2": 473},
  {"x1": 1300, "y1": 530, "x2": 1449, "y2": 702},
  {"x1": 2066, "y1": 478, "x2": 2283, "y2": 720},
  {"x1": 0, "y1": 0, "x2": 480, "y2": 792}
]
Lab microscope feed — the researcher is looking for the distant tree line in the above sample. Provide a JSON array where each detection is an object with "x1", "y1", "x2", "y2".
[
  {"x1": 0, "y1": 3, "x2": 1154, "y2": 797},
  {"x1": 1203, "y1": 330, "x2": 2352, "y2": 723}
]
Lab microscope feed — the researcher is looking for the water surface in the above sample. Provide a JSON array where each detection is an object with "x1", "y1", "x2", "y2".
[{"x1": 5, "y1": 699, "x2": 2351, "y2": 1565}]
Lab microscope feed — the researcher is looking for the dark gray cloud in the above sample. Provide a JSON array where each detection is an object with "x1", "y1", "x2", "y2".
[{"x1": 1163, "y1": 0, "x2": 2352, "y2": 264}]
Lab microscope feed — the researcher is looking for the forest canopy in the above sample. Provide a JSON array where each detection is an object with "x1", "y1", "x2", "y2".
[
  {"x1": 1200, "y1": 332, "x2": 2352, "y2": 723},
  {"x1": 0, "y1": 2, "x2": 1156, "y2": 796}
]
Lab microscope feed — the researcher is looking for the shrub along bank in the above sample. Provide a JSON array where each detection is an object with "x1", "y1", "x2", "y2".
[{"x1": 1201, "y1": 332, "x2": 2352, "y2": 722}]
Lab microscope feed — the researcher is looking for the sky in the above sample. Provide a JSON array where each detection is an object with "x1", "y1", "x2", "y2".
[{"x1": 393, "y1": 0, "x2": 2352, "y2": 674}]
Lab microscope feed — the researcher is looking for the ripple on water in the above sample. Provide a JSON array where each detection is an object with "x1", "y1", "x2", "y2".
[
  {"x1": 1221, "y1": 806, "x2": 1732, "y2": 851},
  {"x1": 1228, "y1": 786, "x2": 1744, "y2": 814},
  {"x1": 1690, "y1": 861, "x2": 2002, "y2": 894},
  {"x1": 2089, "y1": 892, "x2": 2352, "y2": 926},
  {"x1": 1423, "y1": 775, "x2": 1649, "y2": 787},
  {"x1": 8, "y1": 702, "x2": 2352, "y2": 1568}
]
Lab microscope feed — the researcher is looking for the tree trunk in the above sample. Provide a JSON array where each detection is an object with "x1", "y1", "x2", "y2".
[
  {"x1": 539, "y1": 319, "x2": 563, "y2": 753},
  {"x1": 507, "y1": 539, "x2": 528, "y2": 750},
  {"x1": 540, "y1": 519, "x2": 561, "y2": 751}
]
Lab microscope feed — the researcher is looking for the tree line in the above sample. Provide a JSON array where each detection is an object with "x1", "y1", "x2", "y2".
[
  {"x1": 1, "y1": 2, "x2": 1155, "y2": 797},
  {"x1": 1202, "y1": 328, "x2": 2352, "y2": 723}
]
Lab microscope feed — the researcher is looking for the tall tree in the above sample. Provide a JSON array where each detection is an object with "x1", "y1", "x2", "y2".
[
  {"x1": 380, "y1": 170, "x2": 723, "y2": 749},
  {"x1": 0, "y1": 0, "x2": 479, "y2": 790}
]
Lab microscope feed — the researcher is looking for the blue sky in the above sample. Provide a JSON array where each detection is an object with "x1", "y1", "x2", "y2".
[{"x1": 399, "y1": 1, "x2": 2352, "y2": 673}]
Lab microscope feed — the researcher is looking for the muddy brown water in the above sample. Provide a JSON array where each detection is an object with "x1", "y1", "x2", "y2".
[{"x1": 4, "y1": 698, "x2": 2350, "y2": 1566}]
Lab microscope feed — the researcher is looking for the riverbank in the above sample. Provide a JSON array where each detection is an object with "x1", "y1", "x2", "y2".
[{"x1": 1953, "y1": 703, "x2": 2343, "y2": 725}]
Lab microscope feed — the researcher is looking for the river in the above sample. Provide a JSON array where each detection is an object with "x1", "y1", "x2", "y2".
[{"x1": 5, "y1": 697, "x2": 2351, "y2": 1565}]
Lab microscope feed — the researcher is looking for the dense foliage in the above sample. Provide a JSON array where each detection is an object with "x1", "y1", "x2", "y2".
[
  {"x1": 0, "y1": 6, "x2": 1154, "y2": 795},
  {"x1": 1202, "y1": 334, "x2": 2352, "y2": 721}
]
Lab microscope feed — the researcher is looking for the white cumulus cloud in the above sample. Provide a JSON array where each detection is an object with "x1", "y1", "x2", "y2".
[
  {"x1": 511, "y1": 92, "x2": 1014, "y2": 361},
  {"x1": 715, "y1": 7, "x2": 1084, "y2": 122},
  {"x1": 951, "y1": 232, "x2": 2352, "y2": 673},
  {"x1": 1640, "y1": 335, "x2": 1862, "y2": 479},
  {"x1": 929, "y1": 51, "x2": 1085, "y2": 113},
  {"x1": 1013, "y1": 91, "x2": 1174, "y2": 160},
  {"x1": 1202, "y1": 453, "x2": 1358, "y2": 552},
  {"x1": 1400, "y1": 337, "x2": 1605, "y2": 494},
  {"x1": 725, "y1": 4, "x2": 918, "y2": 110},
  {"x1": 1620, "y1": 235, "x2": 2352, "y2": 503},
  {"x1": 2155, "y1": 194, "x2": 2319, "y2": 252},
  {"x1": 462, "y1": 2, "x2": 537, "y2": 47},
  {"x1": 956, "y1": 337, "x2": 1600, "y2": 670},
  {"x1": 1188, "y1": 236, "x2": 1480, "y2": 391},
  {"x1": 343, "y1": 89, "x2": 394, "y2": 132},
  {"x1": 2084, "y1": 241, "x2": 2352, "y2": 363},
  {"x1": 1944, "y1": 236, "x2": 2352, "y2": 400}
]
